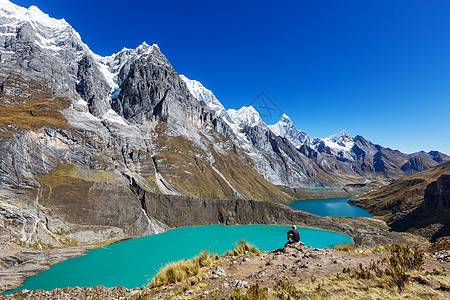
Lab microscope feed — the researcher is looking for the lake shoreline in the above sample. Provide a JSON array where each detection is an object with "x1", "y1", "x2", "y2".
[
  {"x1": 1, "y1": 238, "x2": 443, "y2": 300},
  {"x1": 1, "y1": 223, "x2": 352, "y2": 294},
  {"x1": 0, "y1": 237, "x2": 138, "y2": 294},
  {"x1": 0, "y1": 193, "x2": 426, "y2": 295},
  {"x1": 0, "y1": 215, "x2": 429, "y2": 295},
  {"x1": 6, "y1": 225, "x2": 353, "y2": 293},
  {"x1": 0, "y1": 242, "x2": 96, "y2": 293}
]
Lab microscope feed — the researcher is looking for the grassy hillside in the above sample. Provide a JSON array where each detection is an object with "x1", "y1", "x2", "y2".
[
  {"x1": 0, "y1": 72, "x2": 71, "y2": 138},
  {"x1": 349, "y1": 161, "x2": 450, "y2": 219}
]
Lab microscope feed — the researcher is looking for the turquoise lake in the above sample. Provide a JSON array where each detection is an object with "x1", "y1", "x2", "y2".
[
  {"x1": 289, "y1": 197, "x2": 372, "y2": 217},
  {"x1": 7, "y1": 224, "x2": 352, "y2": 293}
]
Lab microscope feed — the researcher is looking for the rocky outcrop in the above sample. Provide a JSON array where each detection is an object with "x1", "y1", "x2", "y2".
[
  {"x1": 145, "y1": 193, "x2": 351, "y2": 230},
  {"x1": 401, "y1": 157, "x2": 428, "y2": 175},
  {"x1": 111, "y1": 46, "x2": 232, "y2": 139},
  {"x1": 76, "y1": 55, "x2": 111, "y2": 117},
  {"x1": 422, "y1": 174, "x2": 450, "y2": 212}
]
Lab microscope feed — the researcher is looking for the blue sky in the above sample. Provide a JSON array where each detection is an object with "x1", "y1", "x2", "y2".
[{"x1": 12, "y1": 0, "x2": 450, "y2": 154}]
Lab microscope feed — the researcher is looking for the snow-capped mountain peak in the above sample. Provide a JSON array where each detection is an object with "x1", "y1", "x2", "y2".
[
  {"x1": 268, "y1": 114, "x2": 310, "y2": 148},
  {"x1": 321, "y1": 130, "x2": 354, "y2": 151},
  {"x1": 92, "y1": 42, "x2": 161, "y2": 102},
  {"x1": 180, "y1": 75, "x2": 217, "y2": 106},
  {"x1": 0, "y1": 0, "x2": 91, "y2": 60},
  {"x1": 227, "y1": 106, "x2": 265, "y2": 128},
  {"x1": 326, "y1": 130, "x2": 352, "y2": 144},
  {"x1": 268, "y1": 114, "x2": 294, "y2": 136},
  {"x1": 0, "y1": 0, "x2": 68, "y2": 29}
]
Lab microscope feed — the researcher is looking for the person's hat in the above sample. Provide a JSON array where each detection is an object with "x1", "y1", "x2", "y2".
[{"x1": 292, "y1": 225, "x2": 296, "y2": 229}]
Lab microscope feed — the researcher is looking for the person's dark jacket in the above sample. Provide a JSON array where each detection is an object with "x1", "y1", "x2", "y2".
[{"x1": 287, "y1": 229, "x2": 300, "y2": 242}]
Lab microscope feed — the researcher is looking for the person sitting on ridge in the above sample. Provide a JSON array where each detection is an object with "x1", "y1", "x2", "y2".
[{"x1": 287, "y1": 225, "x2": 300, "y2": 243}]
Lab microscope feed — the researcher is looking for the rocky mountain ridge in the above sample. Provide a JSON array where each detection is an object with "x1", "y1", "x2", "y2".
[{"x1": 182, "y1": 72, "x2": 448, "y2": 187}]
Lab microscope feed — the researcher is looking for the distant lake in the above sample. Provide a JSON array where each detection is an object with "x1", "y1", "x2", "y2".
[
  {"x1": 289, "y1": 197, "x2": 372, "y2": 217},
  {"x1": 6, "y1": 225, "x2": 352, "y2": 293}
]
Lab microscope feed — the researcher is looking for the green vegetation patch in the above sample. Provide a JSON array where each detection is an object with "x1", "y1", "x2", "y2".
[
  {"x1": 42, "y1": 163, "x2": 128, "y2": 187},
  {"x1": 0, "y1": 72, "x2": 71, "y2": 137}
]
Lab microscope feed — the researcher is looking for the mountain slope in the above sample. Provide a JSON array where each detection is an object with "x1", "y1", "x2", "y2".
[
  {"x1": 389, "y1": 173, "x2": 450, "y2": 241},
  {"x1": 349, "y1": 161, "x2": 450, "y2": 217}
]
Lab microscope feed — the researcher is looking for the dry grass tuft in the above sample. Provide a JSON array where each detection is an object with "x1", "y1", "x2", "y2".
[
  {"x1": 193, "y1": 249, "x2": 220, "y2": 268},
  {"x1": 331, "y1": 242, "x2": 387, "y2": 255},
  {"x1": 150, "y1": 259, "x2": 199, "y2": 287},
  {"x1": 429, "y1": 236, "x2": 450, "y2": 252},
  {"x1": 331, "y1": 242, "x2": 357, "y2": 252},
  {"x1": 228, "y1": 283, "x2": 271, "y2": 300},
  {"x1": 223, "y1": 240, "x2": 260, "y2": 257},
  {"x1": 150, "y1": 249, "x2": 219, "y2": 287}
]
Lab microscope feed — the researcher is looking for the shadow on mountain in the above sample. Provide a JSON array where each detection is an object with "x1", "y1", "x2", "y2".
[{"x1": 390, "y1": 174, "x2": 450, "y2": 242}]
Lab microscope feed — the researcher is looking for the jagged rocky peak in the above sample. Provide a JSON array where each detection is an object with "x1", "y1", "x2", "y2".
[
  {"x1": 100, "y1": 42, "x2": 159, "y2": 75},
  {"x1": 107, "y1": 46, "x2": 232, "y2": 136},
  {"x1": 227, "y1": 106, "x2": 265, "y2": 128},
  {"x1": 268, "y1": 114, "x2": 311, "y2": 147},
  {"x1": 179, "y1": 74, "x2": 231, "y2": 122},
  {"x1": 109, "y1": 45, "x2": 183, "y2": 123}
]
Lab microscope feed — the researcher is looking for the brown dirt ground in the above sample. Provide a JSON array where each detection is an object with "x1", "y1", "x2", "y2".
[{"x1": 144, "y1": 242, "x2": 450, "y2": 299}]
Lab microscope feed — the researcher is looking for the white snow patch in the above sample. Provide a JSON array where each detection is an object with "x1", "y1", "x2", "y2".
[
  {"x1": 102, "y1": 109, "x2": 128, "y2": 126},
  {"x1": 0, "y1": 1, "x2": 69, "y2": 30},
  {"x1": 227, "y1": 106, "x2": 266, "y2": 128},
  {"x1": 321, "y1": 130, "x2": 354, "y2": 152}
]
